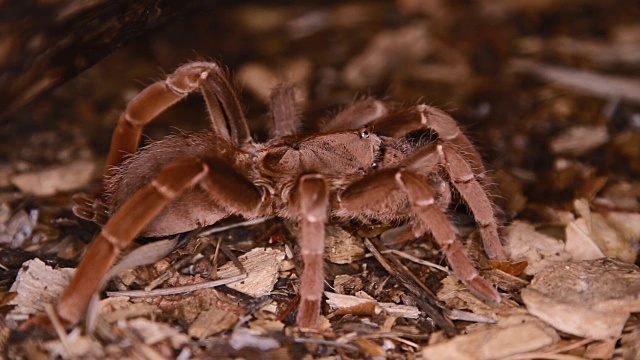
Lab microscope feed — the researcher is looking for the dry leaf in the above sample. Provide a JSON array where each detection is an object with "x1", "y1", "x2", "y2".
[
  {"x1": 421, "y1": 322, "x2": 558, "y2": 360},
  {"x1": 566, "y1": 198, "x2": 639, "y2": 263},
  {"x1": 11, "y1": 159, "x2": 97, "y2": 196},
  {"x1": 506, "y1": 221, "x2": 571, "y2": 275},
  {"x1": 522, "y1": 258, "x2": 640, "y2": 340}
]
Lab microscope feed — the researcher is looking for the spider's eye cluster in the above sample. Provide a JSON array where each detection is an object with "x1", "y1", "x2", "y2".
[{"x1": 360, "y1": 126, "x2": 370, "y2": 139}]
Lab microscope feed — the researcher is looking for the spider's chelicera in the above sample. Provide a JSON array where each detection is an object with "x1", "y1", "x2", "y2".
[{"x1": 26, "y1": 62, "x2": 507, "y2": 330}]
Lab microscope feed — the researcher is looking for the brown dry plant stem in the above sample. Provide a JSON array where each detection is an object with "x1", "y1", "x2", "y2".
[{"x1": 363, "y1": 238, "x2": 457, "y2": 336}]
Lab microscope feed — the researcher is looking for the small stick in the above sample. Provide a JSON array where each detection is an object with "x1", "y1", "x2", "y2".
[
  {"x1": 106, "y1": 273, "x2": 247, "y2": 297},
  {"x1": 363, "y1": 238, "x2": 457, "y2": 336}
]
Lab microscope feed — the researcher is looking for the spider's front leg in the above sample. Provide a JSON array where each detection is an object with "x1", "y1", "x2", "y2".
[
  {"x1": 372, "y1": 106, "x2": 507, "y2": 261},
  {"x1": 22, "y1": 156, "x2": 264, "y2": 330},
  {"x1": 22, "y1": 157, "x2": 209, "y2": 329},
  {"x1": 292, "y1": 174, "x2": 329, "y2": 329},
  {"x1": 340, "y1": 164, "x2": 501, "y2": 304}
]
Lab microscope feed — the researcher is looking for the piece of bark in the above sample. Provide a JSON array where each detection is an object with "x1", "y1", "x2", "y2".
[
  {"x1": 0, "y1": 0, "x2": 204, "y2": 120},
  {"x1": 421, "y1": 322, "x2": 558, "y2": 360},
  {"x1": 215, "y1": 247, "x2": 285, "y2": 297},
  {"x1": 522, "y1": 258, "x2": 640, "y2": 340},
  {"x1": 0, "y1": 208, "x2": 38, "y2": 248}
]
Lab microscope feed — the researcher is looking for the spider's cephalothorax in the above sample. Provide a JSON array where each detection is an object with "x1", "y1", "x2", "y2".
[{"x1": 28, "y1": 62, "x2": 507, "y2": 330}]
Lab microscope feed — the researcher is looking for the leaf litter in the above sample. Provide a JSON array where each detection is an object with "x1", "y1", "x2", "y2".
[{"x1": 2, "y1": 0, "x2": 640, "y2": 358}]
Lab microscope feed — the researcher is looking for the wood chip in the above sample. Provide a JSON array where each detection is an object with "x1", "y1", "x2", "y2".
[
  {"x1": 10, "y1": 159, "x2": 97, "y2": 196},
  {"x1": 126, "y1": 317, "x2": 189, "y2": 348},
  {"x1": 421, "y1": 322, "x2": 558, "y2": 360},
  {"x1": 521, "y1": 258, "x2": 640, "y2": 340},
  {"x1": 216, "y1": 247, "x2": 285, "y2": 297},
  {"x1": 188, "y1": 306, "x2": 239, "y2": 339},
  {"x1": 325, "y1": 226, "x2": 365, "y2": 264},
  {"x1": 7, "y1": 258, "x2": 74, "y2": 323}
]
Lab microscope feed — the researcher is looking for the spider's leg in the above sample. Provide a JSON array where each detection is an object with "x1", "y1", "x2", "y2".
[
  {"x1": 340, "y1": 166, "x2": 501, "y2": 304},
  {"x1": 58, "y1": 157, "x2": 207, "y2": 327},
  {"x1": 106, "y1": 62, "x2": 250, "y2": 178},
  {"x1": 440, "y1": 144, "x2": 507, "y2": 260},
  {"x1": 395, "y1": 170, "x2": 502, "y2": 303},
  {"x1": 320, "y1": 97, "x2": 388, "y2": 131},
  {"x1": 372, "y1": 105, "x2": 486, "y2": 180},
  {"x1": 268, "y1": 83, "x2": 301, "y2": 138},
  {"x1": 292, "y1": 174, "x2": 329, "y2": 328},
  {"x1": 400, "y1": 141, "x2": 506, "y2": 260}
]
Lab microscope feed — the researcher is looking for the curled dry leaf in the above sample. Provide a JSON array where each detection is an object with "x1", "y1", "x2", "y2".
[
  {"x1": 521, "y1": 258, "x2": 640, "y2": 340},
  {"x1": 10, "y1": 159, "x2": 97, "y2": 196},
  {"x1": 325, "y1": 291, "x2": 421, "y2": 319},
  {"x1": 506, "y1": 221, "x2": 571, "y2": 275},
  {"x1": 422, "y1": 321, "x2": 559, "y2": 360},
  {"x1": 566, "y1": 198, "x2": 639, "y2": 263}
]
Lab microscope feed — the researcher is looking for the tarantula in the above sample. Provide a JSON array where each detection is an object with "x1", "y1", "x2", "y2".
[{"x1": 26, "y1": 61, "x2": 507, "y2": 330}]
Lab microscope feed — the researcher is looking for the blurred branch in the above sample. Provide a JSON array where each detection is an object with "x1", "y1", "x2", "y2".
[{"x1": 0, "y1": 0, "x2": 205, "y2": 121}]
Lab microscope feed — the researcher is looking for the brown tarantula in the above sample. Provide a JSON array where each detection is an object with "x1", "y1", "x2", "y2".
[{"x1": 25, "y1": 61, "x2": 507, "y2": 330}]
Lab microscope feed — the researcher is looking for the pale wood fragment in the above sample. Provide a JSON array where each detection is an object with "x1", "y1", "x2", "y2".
[
  {"x1": 7, "y1": 258, "x2": 74, "y2": 323},
  {"x1": 188, "y1": 306, "x2": 239, "y2": 339},
  {"x1": 324, "y1": 226, "x2": 365, "y2": 264},
  {"x1": 125, "y1": 317, "x2": 189, "y2": 348},
  {"x1": 510, "y1": 59, "x2": 640, "y2": 104},
  {"x1": 215, "y1": 247, "x2": 285, "y2": 297}
]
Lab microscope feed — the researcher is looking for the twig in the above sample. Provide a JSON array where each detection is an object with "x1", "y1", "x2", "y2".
[
  {"x1": 363, "y1": 238, "x2": 457, "y2": 336},
  {"x1": 510, "y1": 59, "x2": 640, "y2": 104},
  {"x1": 105, "y1": 273, "x2": 247, "y2": 297},
  {"x1": 198, "y1": 216, "x2": 275, "y2": 237},
  {"x1": 364, "y1": 249, "x2": 451, "y2": 273},
  {"x1": 44, "y1": 303, "x2": 71, "y2": 355},
  {"x1": 293, "y1": 337, "x2": 360, "y2": 351}
]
